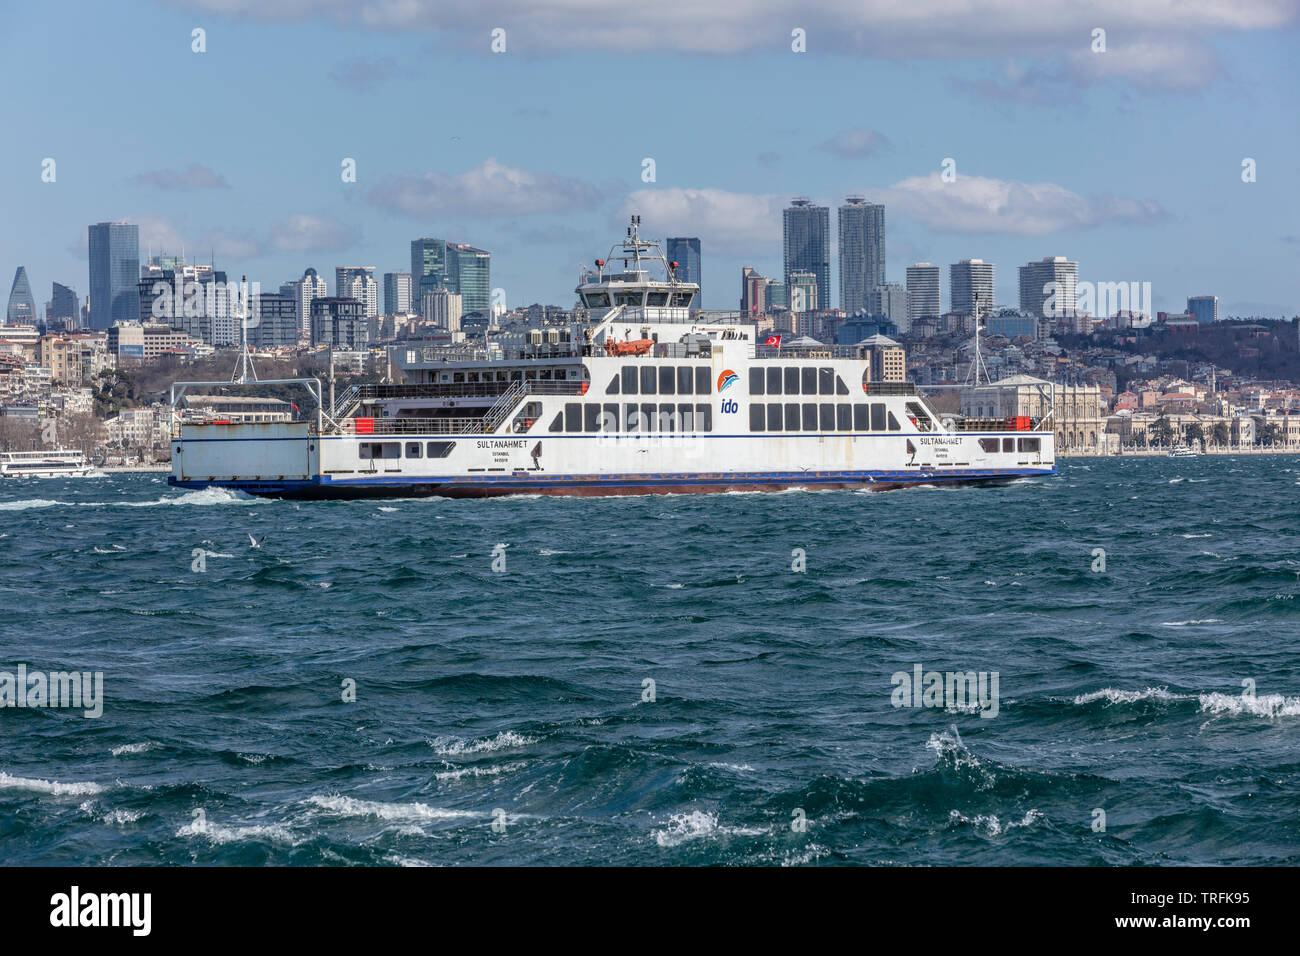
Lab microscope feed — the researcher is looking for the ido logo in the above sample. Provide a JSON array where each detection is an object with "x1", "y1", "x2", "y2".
[{"x1": 720, "y1": 399, "x2": 739, "y2": 414}]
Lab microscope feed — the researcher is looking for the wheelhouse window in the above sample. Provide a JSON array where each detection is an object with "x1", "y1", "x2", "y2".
[
  {"x1": 647, "y1": 291, "x2": 669, "y2": 306},
  {"x1": 614, "y1": 290, "x2": 643, "y2": 307},
  {"x1": 585, "y1": 292, "x2": 610, "y2": 308}
]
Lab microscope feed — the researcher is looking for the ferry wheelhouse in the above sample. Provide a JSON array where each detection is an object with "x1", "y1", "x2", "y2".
[
  {"x1": 169, "y1": 219, "x2": 1056, "y2": 498},
  {"x1": 0, "y1": 449, "x2": 95, "y2": 479}
]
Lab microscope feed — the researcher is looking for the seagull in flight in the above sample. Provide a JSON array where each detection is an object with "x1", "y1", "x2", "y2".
[{"x1": 248, "y1": 533, "x2": 266, "y2": 549}]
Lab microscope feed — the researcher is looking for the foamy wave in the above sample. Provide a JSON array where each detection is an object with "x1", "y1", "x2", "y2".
[
  {"x1": 652, "y1": 810, "x2": 766, "y2": 848},
  {"x1": 1198, "y1": 692, "x2": 1300, "y2": 718},
  {"x1": 111, "y1": 742, "x2": 158, "y2": 757},
  {"x1": 384, "y1": 853, "x2": 433, "y2": 867},
  {"x1": 0, "y1": 772, "x2": 105, "y2": 796},
  {"x1": 176, "y1": 819, "x2": 298, "y2": 845},
  {"x1": 434, "y1": 762, "x2": 525, "y2": 782},
  {"x1": 1161, "y1": 619, "x2": 1223, "y2": 627},
  {"x1": 0, "y1": 499, "x2": 60, "y2": 511},
  {"x1": 429, "y1": 731, "x2": 537, "y2": 756},
  {"x1": 949, "y1": 808, "x2": 1043, "y2": 836},
  {"x1": 1072, "y1": 687, "x2": 1185, "y2": 706},
  {"x1": 305, "y1": 794, "x2": 482, "y2": 822}
]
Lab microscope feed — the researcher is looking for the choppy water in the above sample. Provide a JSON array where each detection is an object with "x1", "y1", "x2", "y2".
[{"x1": 1, "y1": 457, "x2": 1298, "y2": 866}]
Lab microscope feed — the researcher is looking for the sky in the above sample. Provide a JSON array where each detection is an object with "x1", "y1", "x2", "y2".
[{"x1": 2, "y1": 0, "x2": 1298, "y2": 316}]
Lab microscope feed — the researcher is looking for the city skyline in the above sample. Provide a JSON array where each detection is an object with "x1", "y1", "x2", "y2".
[{"x1": 2, "y1": 2, "x2": 1297, "y2": 317}]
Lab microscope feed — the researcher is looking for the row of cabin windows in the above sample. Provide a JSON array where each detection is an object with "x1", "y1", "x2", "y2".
[
  {"x1": 607, "y1": 366, "x2": 712, "y2": 396},
  {"x1": 446, "y1": 368, "x2": 574, "y2": 384},
  {"x1": 749, "y1": 402, "x2": 901, "y2": 433},
  {"x1": 583, "y1": 291, "x2": 695, "y2": 308},
  {"x1": 749, "y1": 367, "x2": 849, "y2": 397},
  {"x1": 358, "y1": 441, "x2": 456, "y2": 460},
  {"x1": 978, "y1": 437, "x2": 1041, "y2": 453},
  {"x1": 554, "y1": 403, "x2": 714, "y2": 433}
]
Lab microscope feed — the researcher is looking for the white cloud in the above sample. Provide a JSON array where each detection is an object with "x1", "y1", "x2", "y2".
[
  {"x1": 366, "y1": 158, "x2": 601, "y2": 218},
  {"x1": 622, "y1": 188, "x2": 785, "y2": 252},
  {"x1": 819, "y1": 128, "x2": 890, "y2": 158},
  {"x1": 880, "y1": 172, "x2": 1166, "y2": 234},
  {"x1": 267, "y1": 213, "x2": 360, "y2": 254},
  {"x1": 129, "y1": 163, "x2": 230, "y2": 190}
]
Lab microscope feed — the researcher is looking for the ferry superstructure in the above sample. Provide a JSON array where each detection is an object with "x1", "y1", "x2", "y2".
[
  {"x1": 169, "y1": 220, "x2": 1056, "y2": 498},
  {"x1": 0, "y1": 449, "x2": 95, "y2": 479}
]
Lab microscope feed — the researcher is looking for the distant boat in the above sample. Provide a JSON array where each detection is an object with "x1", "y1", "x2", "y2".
[
  {"x1": 0, "y1": 449, "x2": 96, "y2": 478},
  {"x1": 1167, "y1": 447, "x2": 1198, "y2": 458}
]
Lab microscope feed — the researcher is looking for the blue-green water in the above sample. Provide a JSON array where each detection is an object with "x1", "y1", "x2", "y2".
[{"x1": 1, "y1": 457, "x2": 1298, "y2": 865}]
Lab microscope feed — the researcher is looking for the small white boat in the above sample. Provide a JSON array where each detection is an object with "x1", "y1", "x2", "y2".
[
  {"x1": 1167, "y1": 447, "x2": 1198, "y2": 458},
  {"x1": 0, "y1": 449, "x2": 96, "y2": 478}
]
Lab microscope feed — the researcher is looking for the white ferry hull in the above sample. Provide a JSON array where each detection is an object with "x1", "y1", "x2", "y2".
[{"x1": 169, "y1": 424, "x2": 1055, "y2": 499}]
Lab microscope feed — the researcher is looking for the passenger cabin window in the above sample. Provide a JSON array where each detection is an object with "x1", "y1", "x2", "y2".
[
  {"x1": 606, "y1": 374, "x2": 619, "y2": 394},
  {"x1": 426, "y1": 441, "x2": 456, "y2": 458},
  {"x1": 979, "y1": 438, "x2": 999, "y2": 453},
  {"x1": 565, "y1": 403, "x2": 582, "y2": 432},
  {"x1": 818, "y1": 368, "x2": 834, "y2": 395},
  {"x1": 871, "y1": 404, "x2": 886, "y2": 431},
  {"x1": 659, "y1": 366, "x2": 675, "y2": 395},
  {"x1": 767, "y1": 404, "x2": 783, "y2": 430},
  {"x1": 750, "y1": 368, "x2": 765, "y2": 395},
  {"x1": 750, "y1": 404, "x2": 765, "y2": 431},
  {"x1": 640, "y1": 366, "x2": 656, "y2": 394},
  {"x1": 695, "y1": 367, "x2": 711, "y2": 394},
  {"x1": 784, "y1": 367, "x2": 799, "y2": 395},
  {"x1": 405, "y1": 442, "x2": 423, "y2": 459},
  {"x1": 621, "y1": 366, "x2": 638, "y2": 394},
  {"x1": 1018, "y1": 437, "x2": 1040, "y2": 453},
  {"x1": 766, "y1": 367, "x2": 782, "y2": 395},
  {"x1": 1003, "y1": 438, "x2": 1014, "y2": 452},
  {"x1": 677, "y1": 367, "x2": 693, "y2": 395},
  {"x1": 549, "y1": 412, "x2": 563, "y2": 433},
  {"x1": 801, "y1": 367, "x2": 817, "y2": 395}
]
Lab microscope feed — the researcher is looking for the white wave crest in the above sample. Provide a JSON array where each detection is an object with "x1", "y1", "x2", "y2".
[
  {"x1": 111, "y1": 742, "x2": 158, "y2": 757},
  {"x1": 949, "y1": 808, "x2": 1043, "y2": 836},
  {"x1": 0, "y1": 772, "x2": 105, "y2": 796},
  {"x1": 428, "y1": 731, "x2": 537, "y2": 756},
  {"x1": 1072, "y1": 687, "x2": 1186, "y2": 706},
  {"x1": 305, "y1": 794, "x2": 483, "y2": 822},
  {"x1": 176, "y1": 819, "x2": 298, "y2": 845},
  {"x1": 652, "y1": 810, "x2": 766, "y2": 848},
  {"x1": 1198, "y1": 692, "x2": 1300, "y2": 718}
]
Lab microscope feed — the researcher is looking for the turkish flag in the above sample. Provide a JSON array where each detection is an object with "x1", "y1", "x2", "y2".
[{"x1": 765, "y1": 334, "x2": 782, "y2": 348}]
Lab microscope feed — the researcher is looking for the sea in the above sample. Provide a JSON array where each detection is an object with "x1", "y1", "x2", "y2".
[{"x1": 1, "y1": 456, "x2": 1297, "y2": 866}]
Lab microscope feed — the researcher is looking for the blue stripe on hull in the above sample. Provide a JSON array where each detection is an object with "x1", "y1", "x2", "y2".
[{"x1": 169, "y1": 466, "x2": 1056, "y2": 499}]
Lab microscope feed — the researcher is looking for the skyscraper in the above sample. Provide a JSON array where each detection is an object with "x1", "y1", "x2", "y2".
[
  {"x1": 838, "y1": 197, "x2": 885, "y2": 314},
  {"x1": 740, "y1": 266, "x2": 767, "y2": 315},
  {"x1": 783, "y1": 199, "x2": 830, "y2": 314},
  {"x1": 335, "y1": 266, "x2": 379, "y2": 317},
  {"x1": 1018, "y1": 256, "x2": 1078, "y2": 320},
  {"x1": 410, "y1": 238, "x2": 491, "y2": 314},
  {"x1": 870, "y1": 283, "x2": 908, "y2": 329},
  {"x1": 88, "y1": 221, "x2": 140, "y2": 330},
  {"x1": 666, "y1": 237, "x2": 702, "y2": 302},
  {"x1": 949, "y1": 259, "x2": 995, "y2": 316},
  {"x1": 905, "y1": 263, "x2": 941, "y2": 326},
  {"x1": 293, "y1": 268, "x2": 327, "y2": 335},
  {"x1": 6, "y1": 267, "x2": 37, "y2": 324},
  {"x1": 384, "y1": 271, "x2": 413, "y2": 315},
  {"x1": 788, "y1": 271, "x2": 819, "y2": 313},
  {"x1": 1187, "y1": 295, "x2": 1219, "y2": 324},
  {"x1": 48, "y1": 282, "x2": 80, "y2": 326}
]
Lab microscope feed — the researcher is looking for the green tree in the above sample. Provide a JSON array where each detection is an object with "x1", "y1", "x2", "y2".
[
  {"x1": 1211, "y1": 421, "x2": 1230, "y2": 447},
  {"x1": 1185, "y1": 423, "x2": 1205, "y2": 448},
  {"x1": 1151, "y1": 417, "x2": 1174, "y2": 447}
]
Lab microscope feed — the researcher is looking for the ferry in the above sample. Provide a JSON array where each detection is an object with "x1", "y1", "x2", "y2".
[
  {"x1": 168, "y1": 219, "x2": 1057, "y2": 498},
  {"x1": 0, "y1": 449, "x2": 95, "y2": 479}
]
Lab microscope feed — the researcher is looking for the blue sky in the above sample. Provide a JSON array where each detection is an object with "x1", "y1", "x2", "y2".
[{"x1": 2, "y1": 0, "x2": 1298, "y2": 315}]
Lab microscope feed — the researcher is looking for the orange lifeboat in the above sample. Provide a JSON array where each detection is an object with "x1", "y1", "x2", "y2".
[{"x1": 604, "y1": 338, "x2": 655, "y2": 356}]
